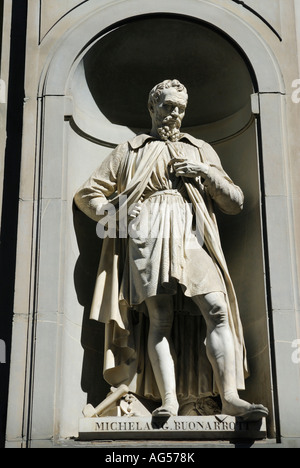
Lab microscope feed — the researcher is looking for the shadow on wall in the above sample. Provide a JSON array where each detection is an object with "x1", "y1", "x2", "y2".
[{"x1": 73, "y1": 203, "x2": 110, "y2": 407}]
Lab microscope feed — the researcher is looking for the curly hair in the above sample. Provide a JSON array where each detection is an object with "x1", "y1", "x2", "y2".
[{"x1": 148, "y1": 79, "x2": 188, "y2": 111}]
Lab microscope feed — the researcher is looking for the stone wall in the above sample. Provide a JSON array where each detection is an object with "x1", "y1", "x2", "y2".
[{"x1": 1, "y1": 0, "x2": 300, "y2": 448}]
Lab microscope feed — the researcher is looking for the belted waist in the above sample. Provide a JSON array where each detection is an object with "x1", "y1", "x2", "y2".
[{"x1": 145, "y1": 189, "x2": 188, "y2": 200}]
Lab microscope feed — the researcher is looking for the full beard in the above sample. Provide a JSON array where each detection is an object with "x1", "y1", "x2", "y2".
[{"x1": 157, "y1": 117, "x2": 182, "y2": 142}]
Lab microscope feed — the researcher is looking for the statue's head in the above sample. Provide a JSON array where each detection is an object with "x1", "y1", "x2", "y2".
[{"x1": 148, "y1": 79, "x2": 188, "y2": 141}]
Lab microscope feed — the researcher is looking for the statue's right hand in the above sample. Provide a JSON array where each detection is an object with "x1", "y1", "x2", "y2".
[
  {"x1": 128, "y1": 200, "x2": 143, "y2": 219},
  {"x1": 95, "y1": 201, "x2": 114, "y2": 217}
]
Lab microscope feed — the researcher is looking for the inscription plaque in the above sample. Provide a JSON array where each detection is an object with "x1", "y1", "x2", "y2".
[{"x1": 78, "y1": 415, "x2": 267, "y2": 441}]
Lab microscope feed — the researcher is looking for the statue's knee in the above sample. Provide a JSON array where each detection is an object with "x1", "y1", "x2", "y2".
[{"x1": 208, "y1": 299, "x2": 228, "y2": 327}]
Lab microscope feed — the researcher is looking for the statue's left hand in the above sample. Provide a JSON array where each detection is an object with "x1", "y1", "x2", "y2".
[{"x1": 172, "y1": 159, "x2": 209, "y2": 178}]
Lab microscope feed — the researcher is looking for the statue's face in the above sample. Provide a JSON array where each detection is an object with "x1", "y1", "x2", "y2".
[{"x1": 151, "y1": 88, "x2": 187, "y2": 131}]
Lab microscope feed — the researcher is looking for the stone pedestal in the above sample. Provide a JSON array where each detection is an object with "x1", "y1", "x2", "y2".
[{"x1": 78, "y1": 416, "x2": 267, "y2": 441}]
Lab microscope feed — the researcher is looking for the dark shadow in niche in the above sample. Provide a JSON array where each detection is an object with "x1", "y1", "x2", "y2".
[
  {"x1": 73, "y1": 203, "x2": 110, "y2": 407},
  {"x1": 83, "y1": 16, "x2": 253, "y2": 130}
]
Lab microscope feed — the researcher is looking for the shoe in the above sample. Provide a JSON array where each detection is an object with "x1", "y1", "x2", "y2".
[{"x1": 235, "y1": 404, "x2": 269, "y2": 422}]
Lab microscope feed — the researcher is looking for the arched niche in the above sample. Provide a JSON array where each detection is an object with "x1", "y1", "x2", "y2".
[
  {"x1": 66, "y1": 15, "x2": 274, "y2": 436},
  {"x1": 70, "y1": 16, "x2": 254, "y2": 146},
  {"x1": 30, "y1": 2, "x2": 291, "y2": 442}
]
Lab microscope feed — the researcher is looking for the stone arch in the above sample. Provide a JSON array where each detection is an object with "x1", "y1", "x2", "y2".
[{"x1": 40, "y1": 0, "x2": 285, "y2": 96}]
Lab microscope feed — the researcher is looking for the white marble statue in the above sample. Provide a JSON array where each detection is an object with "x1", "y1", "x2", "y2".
[{"x1": 74, "y1": 79, "x2": 268, "y2": 421}]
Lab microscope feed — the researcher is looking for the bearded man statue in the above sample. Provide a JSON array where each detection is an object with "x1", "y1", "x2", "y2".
[{"x1": 74, "y1": 79, "x2": 268, "y2": 421}]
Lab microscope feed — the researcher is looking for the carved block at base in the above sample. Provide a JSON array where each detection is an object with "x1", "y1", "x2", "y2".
[{"x1": 78, "y1": 415, "x2": 267, "y2": 441}]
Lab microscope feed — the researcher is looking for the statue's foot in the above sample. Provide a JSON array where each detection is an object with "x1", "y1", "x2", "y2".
[
  {"x1": 222, "y1": 395, "x2": 268, "y2": 422},
  {"x1": 235, "y1": 404, "x2": 269, "y2": 422},
  {"x1": 152, "y1": 399, "x2": 179, "y2": 418}
]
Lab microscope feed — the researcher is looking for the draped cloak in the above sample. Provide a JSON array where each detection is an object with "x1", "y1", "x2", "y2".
[{"x1": 74, "y1": 133, "x2": 249, "y2": 401}]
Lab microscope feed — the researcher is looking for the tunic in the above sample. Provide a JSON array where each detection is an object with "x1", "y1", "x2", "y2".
[{"x1": 121, "y1": 142, "x2": 225, "y2": 306}]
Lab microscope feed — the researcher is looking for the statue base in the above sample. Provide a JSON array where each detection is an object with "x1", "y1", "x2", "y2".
[{"x1": 78, "y1": 415, "x2": 267, "y2": 441}]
